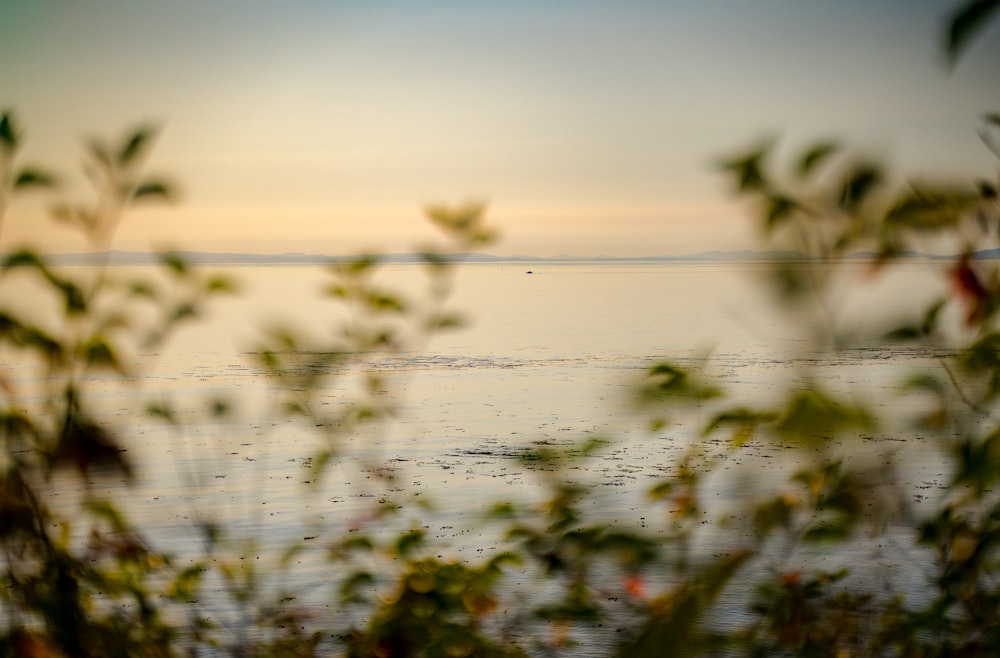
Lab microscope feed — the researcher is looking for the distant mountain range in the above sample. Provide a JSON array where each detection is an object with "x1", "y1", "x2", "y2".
[{"x1": 11, "y1": 248, "x2": 1000, "y2": 266}]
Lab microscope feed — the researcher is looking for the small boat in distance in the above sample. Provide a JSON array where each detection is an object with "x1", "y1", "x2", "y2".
[{"x1": 525, "y1": 270, "x2": 533, "y2": 274}]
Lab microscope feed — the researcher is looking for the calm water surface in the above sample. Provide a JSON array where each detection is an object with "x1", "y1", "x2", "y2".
[{"x1": 5, "y1": 259, "x2": 963, "y2": 648}]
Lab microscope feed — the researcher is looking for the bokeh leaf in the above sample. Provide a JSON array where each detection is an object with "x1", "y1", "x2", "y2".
[
  {"x1": 2, "y1": 249, "x2": 45, "y2": 270},
  {"x1": 52, "y1": 413, "x2": 132, "y2": 479},
  {"x1": 945, "y1": 0, "x2": 1000, "y2": 67},
  {"x1": 0, "y1": 111, "x2": 20, "y2": 154},
  {"x1": 886, "y1": 185, "x2": 973, "y2": 231},
  {"x1": 838, "y1": 163, "x2": 882, "y2": 213},
  {"x1": 132, "y1": 180, "x2": 172, "y2": 201},
  {"x1": 14, "y1": 168, "x2": 57, "y2": 189},
  {"x1": 118, "y1": 125, "x2": 158, "y2": 166},
  {"x1": 765, "y1": 194, "x2": 797, "y2": 232},
  {"x1": 796, "y1": 141, "x2": 839, "y2": 177},
  {"x1": 777, "y1": 388, "x2": 874, "y2": 443},
  {"x1": 719, "y1": 144, "x2": 770, "y2": 193},
  {"x1": 158, "y1": 251, "x2": 190, "y2": 276}
]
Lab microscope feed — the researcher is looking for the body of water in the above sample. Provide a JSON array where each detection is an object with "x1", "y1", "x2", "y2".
[{"x1": 2, "y1": 258, "x2": 965, "y2": 649}]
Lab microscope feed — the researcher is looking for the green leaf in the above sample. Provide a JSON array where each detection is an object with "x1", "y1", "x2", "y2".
[
  {"x1": 648, "y1": 481, "x2": 674, "y2": 501},
  {"x1": 777, "y1": 388, "x2": 874, "y2": 442},
  {"x1": 208, "y1": 398, "x2": 230, "y2": 417},
  {"x1": 886, "y1": 186, "x2": 972, "y2": 231},
  {"x1": 922, "y1": 299, "x2": 946, "y2": 335},
  {"x1": 147, "y1": 402, "x2": 177, "y2": 425},
  {"x1": 622, "y1": 550, "x2": 751, "y2": 656},
  {"x1": 838, "y1": 163, "x2": 882, "y2": 213},
  {"x1": 169, "y1": 303, "x2": 198, "y2": 324},
  {"x1": 0, "y1": 410, "x2": 38, "y2": 447},
  {"x1": 339, "y1": 571, "x2": 375, "y2": 603},
  {"x1": 960, "y1": 331, "x2": 1000, "y2": 373},
  {"x1": 87, "y1": 499, "x2": 127, "y2": 532},
  {"x1": 597, "y1": 531, "x2": 659, "y2": 565},
  {"x1": 325, "y1": 283, "x2": 348, "y2": 298},
  {"x1": 764, "y1": 194, "x2": 797, "y2": 232},
  {"x1": 719, "y1": 144, "x2": 771, "y2": 193},
  {"x1": 426, "y1": 201, "x2": 486, "y2": 232},
  {"x1": 132, "y1": 180, "x2": 172, "y2": 201},
  {"x1": 86, "y1": 139, "x2": 114, "y2": 169},
  {"x1": 419, "y1": 250, "x2": 452, "y2": 268},
  {"x1": 0, "y1": 311, "x2": 25, "y2": 340},
  {"x1": 639, "y1": 362, "x2": 722, "y2": 403},
  {"x1": 425, "y1": 312, "x2": 465, "y2": 331},
  {"x1": 341, "y1": 535, "x2": 374, "y2": 552},
  {"x1": 796, "y1": 141, "x2": 839, "y2": 177},
  {"x1": 56, "y1": 279, "x2": 87, "y2": 315},
  {"x1": 702, "y1": 407, "x2": 778, "y2": 446},
  {"x1": 13, "y1": 168, "x2": 57, "y2": 189},
  {"x1": 308, "y1": 449, "x2": 334, "y2": 485},
  {"x1": 945, "y1": 0, "x2": 1000, "y2": 67},
  {"x1": 803, "y1": 522, "x2": 851, "y2": 542},
  {"x1": 205, "y1": 275, "x2": 236, "y2": 294},
  {"x1": 959, "y1": 332, "x2": 1000, "y2": 401},
  {"x1": 395, "y1": 529, "x2": 425, "y2": 557},
  {"x1": 129, "y1": 279, "x2": 159, "y2": 299},
  {"x1": 22, "y1": 327, "x2": 63, "y2": 362},
  {"x1": 158, "y1": 251, "x2": 189, "y2": 276},
  {"x1": 753, "y1": 496, "x2": 796, "y2": 539},
  {"x1": 951, "y1": 430, "x2": 1000, "y2": 495},
  {"x1": 884, "y1": 325, "x2": 922, "y2": 341},
  {"x1": 425, "y1": 201, "x2": 494, "y2": 245},
  {"x1": 118, "y1": 125, "x2": 158, "y2": 166},
  {"x1": 0, "y1": 111, "x2": 19, "y2": 154},
  {"x1": 170, "y1": 564, "x2": 206, "y2": 602},
  {"x1": 487, "y1": 551, "x2": 522, "y2": 571},
  {"x1": 364, "y1": 290, "x2": 406, "y2": 313},
  {"x1": 978, "y1": 180, "x2": 997, "y2": 200},
  {"x1": 2, "y1": 250, "x2": 45, "y2": 270},
  {"x1": 52, "y1": 415, "x2": 132, "y2": 479},
  {"x1": 902, "y1": 372, "x2": 947, "y2": 396},
  {"x1": 331, "y1": 254, "x2": 380, "y2": 276},
  {"x1": 81, "y1": 336, "x2": 121, "y2": 372}
]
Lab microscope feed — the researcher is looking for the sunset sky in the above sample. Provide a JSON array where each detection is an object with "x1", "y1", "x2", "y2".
[{"x1": 2, "y1": 0, "x2": 999, "y2": 257}]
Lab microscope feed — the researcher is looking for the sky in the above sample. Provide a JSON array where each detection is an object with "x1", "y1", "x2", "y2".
[{"x1": 2, "y1": 0, "x2": 999, "y2": 257}]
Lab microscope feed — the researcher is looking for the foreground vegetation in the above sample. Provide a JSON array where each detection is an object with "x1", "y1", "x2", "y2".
[{"x1": 2, "y1": 3, "x2": 1000, "y2": 656}]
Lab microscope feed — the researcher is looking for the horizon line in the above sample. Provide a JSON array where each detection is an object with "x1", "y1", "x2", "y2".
[{"x1": 0, "y1": 247, "x2": 988, "y2": 265}]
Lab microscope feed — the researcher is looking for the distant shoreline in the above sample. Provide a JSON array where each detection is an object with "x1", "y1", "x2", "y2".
[{"x1": 2, "y1": 248, "x2": 992, "y2": 267}]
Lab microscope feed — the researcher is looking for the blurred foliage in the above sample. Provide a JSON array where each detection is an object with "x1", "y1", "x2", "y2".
[{"x1": 2, "y1": 3, "x2": 1000, "y2": 656}]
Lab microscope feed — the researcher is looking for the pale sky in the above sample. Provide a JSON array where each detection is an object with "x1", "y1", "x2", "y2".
[{"x1": 2, "y1": 0, "x2": 998, "y2": 257}]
